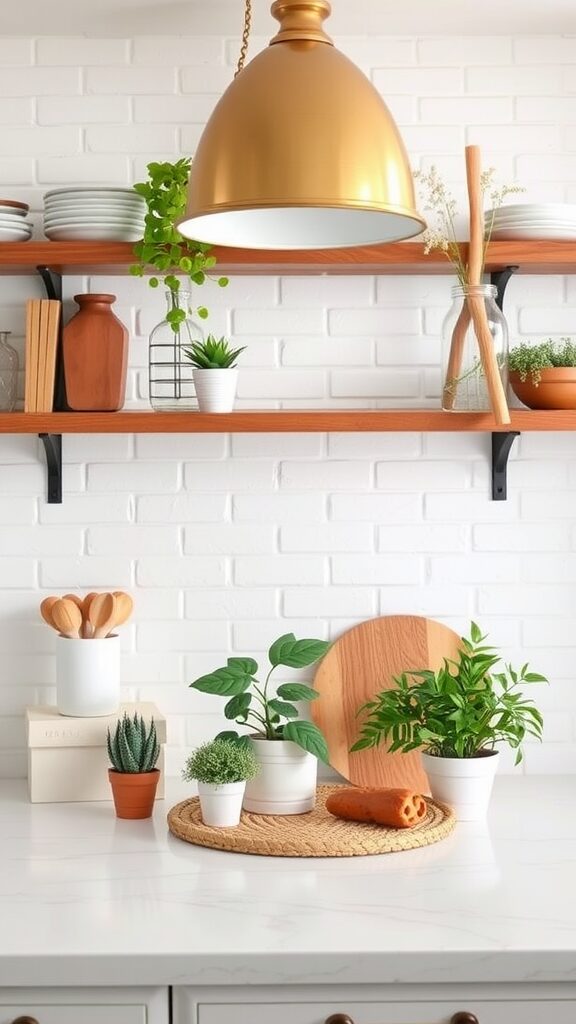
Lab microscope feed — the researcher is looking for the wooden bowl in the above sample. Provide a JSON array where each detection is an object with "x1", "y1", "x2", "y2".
[{"x1": 510, "y1": 367, "x2": 576, "y2": 409}]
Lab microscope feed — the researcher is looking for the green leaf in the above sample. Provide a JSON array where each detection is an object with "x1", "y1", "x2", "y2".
[
  {"x1": 224, "y1": 692, "x2": 252, "y2": 721},
  {"x1": 283, "y1": 720, "x2": 329, "y2": 763},
  {"x1": 190, "y1": 666, "x2": 252, "y2": 696},
  {"x1": 276, "y1": 683, "x2": 320, "y2": 702},
  {"x1": 268, "y1": 634, "x2": 330, "y2": 669},
  {"x1": 268, "y1": 699, "x2": 298, "y2": 719},
  {"x1": 218, "y1": 276, "x2": 229, "y2": 287},
  {"x1": 197, "y1": 307, "x2": 209, "y2": 320},
  {"x1": 215, "y1": 730, "x2": 252, "y2": 751},
  {"x1": 227, "y1": 656, "x2": 258, "y2": 675}
]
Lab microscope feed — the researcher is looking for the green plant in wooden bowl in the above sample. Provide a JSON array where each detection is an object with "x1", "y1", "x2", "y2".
[
  {"x1": 189, "y1": 633, "x2": 331, "y2": 815},
  {"x1": 509, "y1": 338, "x2": 576, "y2": 408},
  {"x1": 130, "y1": 157, "x2": 228, "y2": 331},
  {"x1": 107, "y1": 712, "x2": 161, "y2": 819},
  {"x1": 352, "y1": 622, "x2": 546, "y2": 820}
]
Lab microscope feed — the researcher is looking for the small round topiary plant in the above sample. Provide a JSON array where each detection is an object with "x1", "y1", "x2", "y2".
[
  {"x1": 183, "y1": 738, "x2": 260, "y2": 786},
  {"x1": 509, "y1": 337, "x2": 576, "y2": 385}
]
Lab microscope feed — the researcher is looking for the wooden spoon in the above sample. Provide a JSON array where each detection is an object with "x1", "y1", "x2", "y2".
[
  {"x1": 51, "y1": 598, "x2": 83, "y2": 639},
  {"x1": 88, "y1": 592, "x2": 117, "y2": 640},
  {"x1": 81, "y1": 591, "x2": 99, "y2": 638},
  {"x1": 63, "y1": 593, "x2": 83, "y2": 611},
  {"x1": 39, "y1": 596, "x2": 60, "y2": 631},
  {"x1": 112, "y1": 591, "x2": 133, "y2": 629}
]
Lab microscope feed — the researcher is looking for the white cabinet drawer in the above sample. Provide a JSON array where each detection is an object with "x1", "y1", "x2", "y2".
[
  {"x1": 175, "y1": 987, "x2": 576, "y2": 1024},
  {"x1": 0, "y1": 986, "x2": 168, "y2": 1024}
]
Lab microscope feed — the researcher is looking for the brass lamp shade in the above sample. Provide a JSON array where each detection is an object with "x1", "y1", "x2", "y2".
[{"x1": 178, "y1": 0, "x2": 425, "y2": 250}]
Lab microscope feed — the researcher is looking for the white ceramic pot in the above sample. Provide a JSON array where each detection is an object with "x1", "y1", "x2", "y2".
[
  {"x1": 243, "y1": 737, "x2": 317, "y2": 815},
  {"x1": 193, "y1": 367, "x2": 238, "y2": 412},
  {"x1": 197, "y1": 781, "x2": 246, "y2": 827},
  {"x1": 421, "y1": 749, "x2": 500, "y2": 821},
  {"x1": 56, "y1": 634, "x2": 121, "y2": 717}
]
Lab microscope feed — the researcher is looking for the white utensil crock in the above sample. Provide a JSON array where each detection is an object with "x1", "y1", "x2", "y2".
[
  {"x1": 243, "y1": 738, "x2": 317, "y2": 815},
  {"x1": 198, "y1": 781, "x2": 246, "y2": 827},
  {"x1": 421, "y1": 750, "x2": 500, "y2": 821},
  {"x1": 56, "y1": 634, "x2": 121, "y2": 717},
  {"x1": 193, "y1": 367, "x2": 238, "y2": 413}
]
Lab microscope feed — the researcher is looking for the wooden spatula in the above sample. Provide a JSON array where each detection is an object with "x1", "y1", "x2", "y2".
[
  {"x1": 39, "y1": 596, "x2": 59, "y2": 631},
  {"x1": 88, "y1": 592, "x2": 117, "y2": 639},
  {"x1": 51, "y1": 598, "x2": 83, "y2": 639},
  {"x1": 112, "y1": 591, "x2": 133, "y2": 628}
]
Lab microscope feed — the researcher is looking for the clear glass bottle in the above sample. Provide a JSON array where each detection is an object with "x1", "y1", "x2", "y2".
[
  {"x1": 441, "y1": 283, "x2": 508, "y2": 412},
  {"x1": 0, "y1": 331, "x2": 18, "y2": 411},
  {"x1": 148, "y1": 290, "x2": 204, "y2": 411}
]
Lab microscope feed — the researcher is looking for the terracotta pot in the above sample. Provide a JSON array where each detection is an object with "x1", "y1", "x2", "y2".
[
  {"x1": 63, "y1": 293, "x2": 128, "y2": 411},
  {"x1": 510, "y1": 367, "x2": 576, "y2": 409},
  {"x1": 108, "y1": 768, "x2": 160, "y2": 819}
]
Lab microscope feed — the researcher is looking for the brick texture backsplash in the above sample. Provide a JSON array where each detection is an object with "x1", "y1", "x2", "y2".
[{"x1": 0, "y1": 32, "x2": 574, "y2": 777}]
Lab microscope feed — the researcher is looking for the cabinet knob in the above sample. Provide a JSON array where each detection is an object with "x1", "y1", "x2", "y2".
[
  {"x1": 451, "y1": 1014, "x2": 479, "y2": 1024},
  {"x1": 11, "y1": 1017, "x2": 40, "y2": 1024},
  {"x1": 325, "y1": 1015, "x2": 355, "y2": 1024}
]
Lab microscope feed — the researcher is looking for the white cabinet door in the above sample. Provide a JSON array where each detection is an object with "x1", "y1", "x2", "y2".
[
  {"x1": 174, "y1": 987, "x2": 576, "y2": 1024},
  {"x1": 0, "y1": 986, "x2": 168, "y2": 1024}
]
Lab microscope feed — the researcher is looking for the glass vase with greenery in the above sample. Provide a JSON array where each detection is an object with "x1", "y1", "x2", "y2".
[{"x1": 352, "y1": 622, "x2": 546, "y2": 765}]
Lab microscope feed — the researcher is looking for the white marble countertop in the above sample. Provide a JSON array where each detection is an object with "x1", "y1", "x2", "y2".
[{"x1": 0, "y1": 776, "x2": 575, "y2": 988}]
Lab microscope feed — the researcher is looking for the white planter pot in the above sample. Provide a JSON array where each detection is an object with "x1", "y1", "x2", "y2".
[
  {"x1": 243, "y1": 737, "x2": 317, "y2": 815},
  {"x1": 198, "y1": 781, "x2": 246, "y2": 827},
  {"x1": 56, "y1": 634, "x2": 121, "y2": 718},
  {"x1": 193, "y1": 367, "x2": 238, "y2": 412},
  {"x1": 421, "y1": 750, "x2": 500, "y2": 822}
]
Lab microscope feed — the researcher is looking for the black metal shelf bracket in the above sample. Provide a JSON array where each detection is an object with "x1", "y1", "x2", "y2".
[
  {"x1": 36, "y1": 265, "x2": 62, "y2": 302},
  {"x1": 492, "y1": 431, "x2": 520, "y2": 501},
  {"x1": 490, "y1": 265, "x2": 519, "y2": 312},
  {"x1": 39, "y1": 433, "x2": 62, "y2": 504}
]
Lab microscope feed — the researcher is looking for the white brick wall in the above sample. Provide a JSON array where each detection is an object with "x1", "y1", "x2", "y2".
[{"x1": 0, "y1": 31, "x2": 575, "y2": 777}]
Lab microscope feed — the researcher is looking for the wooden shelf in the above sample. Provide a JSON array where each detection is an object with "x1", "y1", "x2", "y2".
[
  {"x1": 1, "y1": 240, "x2": 576, "y2": 275},
  {"x1": 7, "y1": 409, "x2": 576, "y2": 433}
]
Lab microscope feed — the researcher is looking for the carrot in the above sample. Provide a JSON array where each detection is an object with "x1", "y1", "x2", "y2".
[{"x1": 326, "y1": 787, "x2": 427, "y2": 829}]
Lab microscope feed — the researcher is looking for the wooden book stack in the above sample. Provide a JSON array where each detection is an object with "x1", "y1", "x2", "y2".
[{"x1": 24, "y1": 298, "x2": 61, "y2": 412}]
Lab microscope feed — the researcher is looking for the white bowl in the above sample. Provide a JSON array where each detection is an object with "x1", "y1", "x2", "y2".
[
  {"x1": 492, "y1": 226, "x2": 576, "y2": 240},
  {"x1": 44, "y1": 225, "x2": 144, "y2": 241},
  {"x1": 44, "y1": 214, "x2": 145, "y2": 227},
  {"x1": 0, "y1": 215, "x2": 32, "y2": 229},
  {"x1": 44, "y1": 187, "x2": 141, "y2": 200},
  {"x1": 487, "y1": 202, "x2": 576, "y2": 220},
  {"x1": 44, "y1": 200, "x2": 145, "y2": 213},
  {"x1": 0, "y1": 226, "x2": 32, "y2": 241}
]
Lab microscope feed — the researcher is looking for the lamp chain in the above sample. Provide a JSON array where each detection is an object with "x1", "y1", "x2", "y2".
[{"x1": 235, "y1": 0, "x2": 252, "y2": 76}]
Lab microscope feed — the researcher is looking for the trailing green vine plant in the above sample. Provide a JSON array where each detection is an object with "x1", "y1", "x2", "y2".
[{"x1": 130, "y1": 157, "x2": 228, "y2": 333}]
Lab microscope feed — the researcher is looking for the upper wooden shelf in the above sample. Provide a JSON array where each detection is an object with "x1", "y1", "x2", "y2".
[
  {"x1": 1, "y1": 240, "x2": 576, "y2": 276},
  {"x1": 7, "y1": 409, "x2": 576, "y2": 433}
]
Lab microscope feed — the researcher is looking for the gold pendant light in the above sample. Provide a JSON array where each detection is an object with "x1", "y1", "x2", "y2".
[{"x1": 178, "y1": 0, "x2": 425, "y2": 250}]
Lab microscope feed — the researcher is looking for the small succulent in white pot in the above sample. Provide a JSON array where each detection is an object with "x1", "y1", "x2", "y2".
[
  {"x1": 183, "y1": 334, "x2": 246, "y2": 412},
  {"x1": 183, "y1": 738, "x2": 260, "y2": 827}
]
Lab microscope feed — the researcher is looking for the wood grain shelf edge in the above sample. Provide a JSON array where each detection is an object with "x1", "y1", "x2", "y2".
[{"x1": 4, "y1": 409, "x2": 576, "y2": 433}]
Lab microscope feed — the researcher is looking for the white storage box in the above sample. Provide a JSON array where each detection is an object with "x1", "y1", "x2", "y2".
[{"x1": 26, "y1": 702, "x2": 166, "y2": 803}]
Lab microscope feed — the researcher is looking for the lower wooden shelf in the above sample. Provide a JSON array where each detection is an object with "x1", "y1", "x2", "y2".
[{"x1": 2, "y1": 408, "x2": 576, "y2": 433}]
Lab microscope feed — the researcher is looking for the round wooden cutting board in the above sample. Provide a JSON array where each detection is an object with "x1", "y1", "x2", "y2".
[{"x1": 312, "y1": 615, "x2": 462, "y2": 792}]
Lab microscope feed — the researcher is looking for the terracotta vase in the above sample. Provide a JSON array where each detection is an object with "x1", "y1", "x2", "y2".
[
  {"x1": 510, "y1": 368, "x2": 576, "y2": 410},
  {"x1": 108, "y1": 768, "x2": 160, "y2": 819},
  {"x1": 63, "y1": 293, "x2": 128, "y2": 411}
]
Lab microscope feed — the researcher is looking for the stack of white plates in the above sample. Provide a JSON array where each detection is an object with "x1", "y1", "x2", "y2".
[
  {"x1": 485, "y1": 203, "x2": 576, "y2": 240},
  {"x1": 0, "y1": 199, "x2": 32, "y2": 242},
  {"x1": 43, "y1": 187, "x2": 146, "y2": 241}
]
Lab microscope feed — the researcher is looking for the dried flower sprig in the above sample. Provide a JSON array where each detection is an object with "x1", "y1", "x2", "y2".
[{"x1": 414, "y1": 166, "x2": 524, "y2": 285}]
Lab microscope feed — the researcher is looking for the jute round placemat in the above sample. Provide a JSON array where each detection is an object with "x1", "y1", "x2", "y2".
[{"x1": 167, "y1": 785, "x2": 455, "y2": 857}]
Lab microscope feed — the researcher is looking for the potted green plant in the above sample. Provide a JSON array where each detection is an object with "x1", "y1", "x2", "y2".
[
  {"x1": 183, "y1": 334, "x2": 246, "y2": 412},
  {"x1": 189, "y1": 633, "x2": 330, "y2": 814},
  {"x1": 182, "y1": 737, "x2": 260, "y2": 827},
  {"x1": 130, "y1": 158, "x2": 229, "y2": 411},
  {"x1": 107, "y1": 711, "x2": 161, "y2": 819},
  {"x1": 352, "y1": 622, "x2": 546, "y2": 820},
  {"x1": 508, "y1": 338, "x2": 576, "y2": 409}
]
